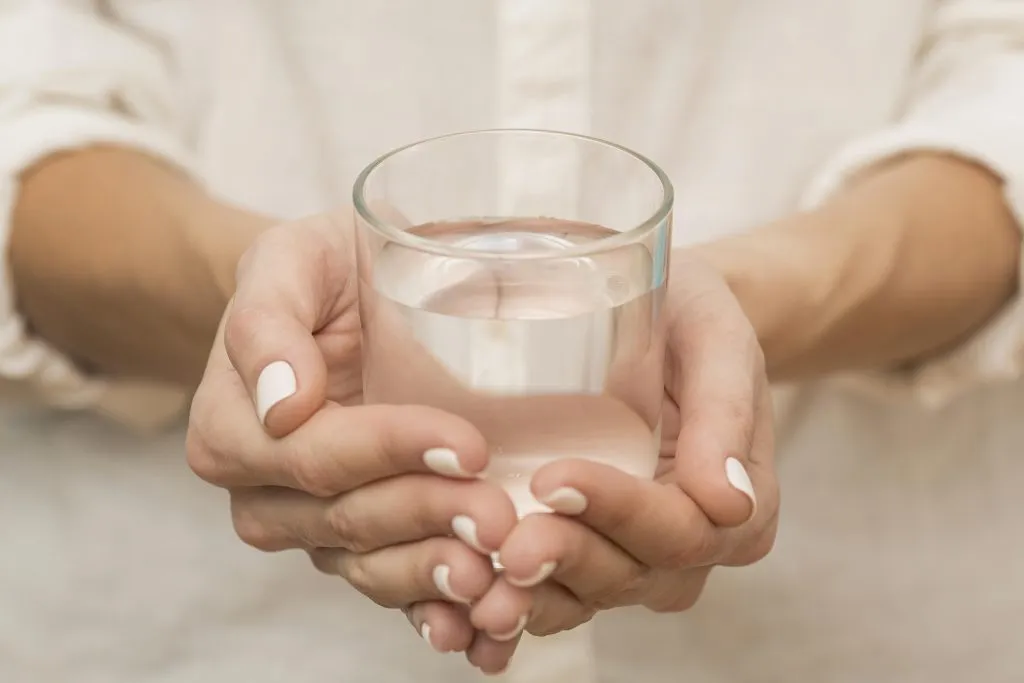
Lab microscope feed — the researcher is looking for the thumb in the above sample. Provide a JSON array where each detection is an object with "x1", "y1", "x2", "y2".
[
  {"x1": 668, "y1": 258, "x2": 764, "y2": 527},
  {"x1": 217, "y1": 214, "x2": 353, "y2": 437}
]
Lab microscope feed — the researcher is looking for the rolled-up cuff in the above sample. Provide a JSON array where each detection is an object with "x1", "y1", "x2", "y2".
[{"x1": 0, "y1": 104, "x2": 193, "y2": 425}]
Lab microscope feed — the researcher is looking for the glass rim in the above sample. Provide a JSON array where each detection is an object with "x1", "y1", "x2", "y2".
[{"x1": 352, "y1": 128, "x2": 674, "y2": 261}]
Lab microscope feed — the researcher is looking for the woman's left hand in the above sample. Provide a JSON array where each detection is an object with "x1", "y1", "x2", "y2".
[{"x1": 459, "y1": 253, "x2": 779, "y2": 651}]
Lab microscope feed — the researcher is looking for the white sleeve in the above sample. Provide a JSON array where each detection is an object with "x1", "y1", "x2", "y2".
[
  {"x1": 0, "y1": 2, "x2": 192, "y2": 423},
  {"x1": 800, "y1": 0, "x2": 1024, "y2": 408}
]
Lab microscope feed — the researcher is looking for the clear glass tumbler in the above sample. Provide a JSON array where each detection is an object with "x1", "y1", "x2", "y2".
[{"x1": 354, "y1": 129, "x2": 673, "y2": 517}]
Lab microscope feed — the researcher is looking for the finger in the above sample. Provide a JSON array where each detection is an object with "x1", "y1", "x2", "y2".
[
  {"x1": 222, "y1": 215, "x2": 353, "y2": 436},
  {"x1": 667, "y1": 257, "x2": 764, "y2": 526},
  {"x1": 229, "y1": 475, "x2": 517, "y2": 554},
  {"x1": 526, "y1": 581, "x2": 596, "y2": 637},
  {"x1": 189, "y1": 385, "x2": 488, "y2": 495},
  {"x1": 638, "y1": 567, "x2": 713, "y2": 614},
  {"x1": 468, "y1": 578, "x2": 533, "y2": 642},
  {"x1": 469, "y1": 572, "x2": 593, "y2": 639},
  {"x1": 465, "y1": 631, "x2": 520, "y2": 677},
  {"x1": 308, "y1": 537, "x2": 497, "y2": 609},
  {"x1": 530, "y1": 459, "x2": 721, "y2": 568},
  {"x1": 404, "y1": 602, "x2": 475, "y2": 653},
  {"x1": 497, "y1": 513, "x2": 647, "y2": 609}
]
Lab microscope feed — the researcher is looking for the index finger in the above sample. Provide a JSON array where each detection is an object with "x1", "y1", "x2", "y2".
[{"x1": 188, "y1": 372, "x2": 489, "y2": 495}]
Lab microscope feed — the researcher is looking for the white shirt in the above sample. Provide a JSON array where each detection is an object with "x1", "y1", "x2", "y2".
[{"x1": 2, "y1": 1, "x2": 1024, "y2": 682}]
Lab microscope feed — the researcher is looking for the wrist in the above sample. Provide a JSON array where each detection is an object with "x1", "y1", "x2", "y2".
[
  {"x1": 683, "y1": 154, "x2": 1021, "y2": 382},
  {"x1": 182, "y1": 198, "x2": 276, "y2": 305},
  {"x1": 688, "y1": 204, "x2": 875, "y2": 381}
]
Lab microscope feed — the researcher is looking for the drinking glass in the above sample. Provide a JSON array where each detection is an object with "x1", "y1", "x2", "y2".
[{"x1": 354, "y1": 129, "x2": 673, "y2": 517}]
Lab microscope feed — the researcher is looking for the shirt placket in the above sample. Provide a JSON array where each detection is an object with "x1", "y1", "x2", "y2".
[
  {"x1": 496, "y1": 0, "x2": 592, "y2": 218},
  {"x1": 493, "y1": 5, "x2": 598, "y2": 683}
]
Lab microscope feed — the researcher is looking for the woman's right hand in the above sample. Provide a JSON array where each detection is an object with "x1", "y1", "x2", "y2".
[{"x1": 185, "y1": 213, "x2": 527, "y2": 674}]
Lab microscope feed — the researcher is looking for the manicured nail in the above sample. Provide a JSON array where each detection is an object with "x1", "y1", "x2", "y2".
[
  {"x1": 506, "y1": 561, "x2": 557, "y2": 588},
  {"x1": 541, "y1": 487, "x2": 588, "y2": 515},
  {"x1": 423, "y1": 448, "x2": 478, "y2": 479},
  {"x1": 490, "y1": 552, "x2": 505, "y2": 571},
  {"x1": 432, "y1": 564, "x2": 471, "y2": 604},
  {"x1": 489, "y1": 613, "x2": 528, "y2": 642},
  {"x1": 420, "y1": 622, "x2": 442, "y2": 652},
  {"x1": 725, "y1": 457, "x2": 757, "y2": 517},
  {"x1": 255, "y1": 361, "x2": 296, "y2": 424},
  {"x1": 451, "y1": 515, "x2": 490, "y2": 554}
]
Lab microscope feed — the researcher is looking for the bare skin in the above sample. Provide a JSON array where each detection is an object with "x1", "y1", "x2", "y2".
[
  {"x1": 11, "y1": 147, "x2": 1020, "y2": 674},
  {"x1": 9, "y1": 147, "x2": 272, "y2": 385}
]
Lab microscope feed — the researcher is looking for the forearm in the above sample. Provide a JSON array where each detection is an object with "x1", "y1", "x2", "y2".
[
  {"x1": 9, "y1": 147, "x2": 272, "y2": 386},
  {"x1": 693, "y1": 154, "x2": 1021, "y2": 381}
]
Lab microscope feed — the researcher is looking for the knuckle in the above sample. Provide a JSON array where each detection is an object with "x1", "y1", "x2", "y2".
[
  {"x1": 187, "y1": 384, "x2": 256, "y2": 487},
  {"x1": 613, "y1": 563, "x2": 650, "y2": 596},
  {"x1": 587, "y1": 592, "x2": 629, "y2": 611},
  {"x1": 579, "y1": 566, "x2": 649, "y2": 610},
  {"x1": 223, "y1": 305, "x2": 267, "y2": 362},
  {"x1": 284, "y1": 441, "x2": 338, "y2": 497},
  {"x1": 528, "y1": 608, "x2": 595, "y2": 637},
  {"x1": 339, "y1": 556, "x2": 383, "y2": 604},
  {"x1": 526, "y1": 622, "x2": 561, "y2": 637},
  {"x1": 306, "y1": 548, "x2": 335, "y2": 575},
  {"x1": 324, "y1": 499, "x2": 366, "y2": 552},
  {"x1": 647, "y1": 589, "x2": 701, "y2": 614},
  {"x1": 230, "y1": 500, "x2": 280, "y2": 552},
  {"x1": 731, "y1": 521, "x2": 778, "y2": 567},
  {"x1": 644, "y1": 571, "x2": 709, "y2": 614},
  {"x1": 662, "y1": 528, "x2": 716, "y2": 570},
  {"x1": 748, "y1": 531, "x2": 777, "y2": 564},
  {"x1": 185, "y1": 430, "x2": 227, "y2": 486}
]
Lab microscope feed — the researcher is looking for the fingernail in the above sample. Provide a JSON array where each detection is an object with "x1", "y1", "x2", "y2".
[
  {"x1": 423, "y1": 448, "x2": 479, "y2": 479},
  {"x1": 420, "y1": 622, "x2": 443, "y2": 653},
  {"x1": 725, "y1": 457, "x2": 757, "y2": 517},
  {"x1": 506, "y1": 561, "x2": 557, "y2": 588},
  {"x1": 432, "y1": 564, "x2": 471, "y2": 604},
  {"x1": 490, "y1": 552, "x2": 505, "y2": 571},
  {"x1": 489, "y1": 613, "x2": 528, "y2": 642},
  {"x1": 541, "y1": 487, "x2": 588, "y2": 515},
  {"x1": 451, "y1": 515, "x2": 490, "y2": 554},
  {"x1": 255, "y1": 360, "x2": 296, "y2": 424}
]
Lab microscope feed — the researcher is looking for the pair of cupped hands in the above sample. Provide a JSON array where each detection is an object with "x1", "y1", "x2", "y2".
[{"x1": 185, "y1": 212, "x2": 779, "y2": 676}]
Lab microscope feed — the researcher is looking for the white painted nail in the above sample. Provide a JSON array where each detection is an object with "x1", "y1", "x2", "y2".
[
  {"x1": 423, "y1": 448, "x2": 478, "y2": 479},
  {"x1": 255, "y1": 360, "x2": 296, "y2": 425},
  {"x1": 725, "y1": 457, "x2": 757, "y2": 517},
  {"x1": 506, "y1": 561, "x2": 557, "y2": 588},
  {"x1": 541, "y1": 487, "x2": 588, "y2": 515},
  {"x1": 489, "y1": 613, "x2": 528, "y2": 642},
  {"x1": 451, "y1": 515, "x2": 489, "y2": 554},
  {"x1": 420, "y1": 622, "x2": 442, "y2": 652},
  {"x1": 432, "y1": 564, "x2": 471, "y2": 604}
]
